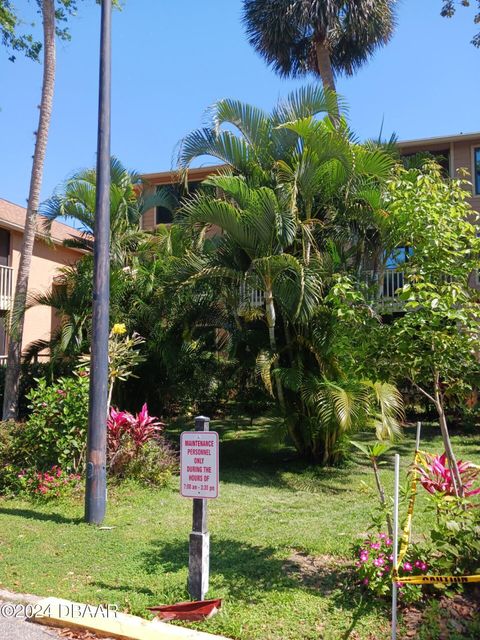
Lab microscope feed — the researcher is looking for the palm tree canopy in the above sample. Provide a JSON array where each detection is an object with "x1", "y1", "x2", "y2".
[
  {"x1": 41, "y1": 157, "x2": 166, "y2": 265},
  {"x1": 242, "y1": 0, "x2": 397, "y2": 78}
]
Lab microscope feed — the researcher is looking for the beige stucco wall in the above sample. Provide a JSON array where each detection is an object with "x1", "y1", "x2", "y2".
[
  {"x1": 451, "y1": 140, "x2": 480, "y2": 214},
  {"x1": 9, "y1": 230, "x2": 81, "y2": 354}
]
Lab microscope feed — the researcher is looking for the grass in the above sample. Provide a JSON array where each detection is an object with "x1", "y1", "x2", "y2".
[{"x1": 0, "y1": 416, "x2": 478, "y2": 640}]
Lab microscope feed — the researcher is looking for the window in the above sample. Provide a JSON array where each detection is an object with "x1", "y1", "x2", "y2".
[
  {"x1": 155, "y1": 206, "x2": 173, "y2": 225},
  {"x1": 385, "y1": 246, "x2": 412, "y2": 269},
  {"x1": 474, "y1": 147, "x2": 480, "y2": 195}
]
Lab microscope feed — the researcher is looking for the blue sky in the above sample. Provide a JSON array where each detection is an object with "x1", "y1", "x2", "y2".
[{"x1": 0, "y1": 0, "x2": 479, "y2": 208}]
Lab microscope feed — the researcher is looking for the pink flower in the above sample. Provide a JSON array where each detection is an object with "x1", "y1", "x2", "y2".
[
  {"x1": 378, "y1": 533, "x2": 386, "y2": 539},
  {"x1": 414, "y1": 560, "x2": 422, "y2": 568},
  {"x1": 420, "y1": 562, "x2": 428, "y2": 571},
  {"x1": 403, "y1": 562, "x2": 413, "y2": 572},
  {"x1": 388, "y1": 554, "x2": 394, "y2": 562},
  {"x1": 363, "y1": 578, "x2": 369, "y2": 586},
  {"x1": 370, "y1": 543, "x2": 380, "y2": 550},
  {"x1": 359, "y1": 548, "x2": 369, "y2": 559},
  {"x1": 374, "y1": 557, "x2": 385, "y2": 567},
  {"x1": 386, "y1": 538, "x2": 392, "y2": 546}
]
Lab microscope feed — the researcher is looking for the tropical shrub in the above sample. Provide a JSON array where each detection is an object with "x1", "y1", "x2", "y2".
[
  {"x1": 16, "y1": 466, "x2": 81, "y2": 500},
  {"x1": 427, "y1": 495, "x2": 480, "y2": 579},
  {"x1": 353, "y1": 532, "x2": 428, "y2": 604},
  {"x1": 107, "y1": 404, "x2": 177, "y2": 485},
  {"x1": 418, "y1": 453, "x2": 480, "y2": 578},
  {"x1": 122, "y1": 440, "x2": 178, "y2": 487},
  {"x1": 13, "y1": 372, "x2": 90, "y2": 474}
]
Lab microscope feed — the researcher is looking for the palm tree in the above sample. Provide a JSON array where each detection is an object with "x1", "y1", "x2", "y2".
[
  {"x1": 176, "y1": 90, "x2": 402, "y2": 464},
  {"x1": 242, "y1": 0, "x2": 396, "y2": 95},
  {"x1": 179, "y1": 174, "x2": 323, "y2": 420},
  {"x1": 178, "y1": 84, "x2": 343, "y2": 179},
  {"x1": 2, "y1": 0, "x2": 56, "y2": 421},
  {"x1": 41, "y1": 158, "x2": 166, "y2": 266}
]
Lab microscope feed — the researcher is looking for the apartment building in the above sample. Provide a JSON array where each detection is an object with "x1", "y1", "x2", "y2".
[
  {"x1": 0, "y1": 198, "x2": 84, "y2": 362},
  {"x1": 141, "y1": 132, "x2": 480, "y2": 311},
  {"x1": 397, "y1": 131, "x2": 480, "y2": 214}
]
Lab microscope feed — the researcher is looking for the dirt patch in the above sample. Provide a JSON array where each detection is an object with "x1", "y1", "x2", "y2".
[
  {"x1": 401, "y1": 592, "x2": 480, "y2": 639},
  {"x1": 283, "y1": 550, "x2": 354, "y2": 595}
]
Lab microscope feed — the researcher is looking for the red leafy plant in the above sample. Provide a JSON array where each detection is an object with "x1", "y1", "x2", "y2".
[
  {"x1": 417, "y1": 452, "x2": 480, "y2": 497},
  {"x1": 107, "y1": 404, "x2": 166, "y2": 475}
]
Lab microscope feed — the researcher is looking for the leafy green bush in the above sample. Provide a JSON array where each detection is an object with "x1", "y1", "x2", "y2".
[
  {"x1": 122, "y1": 439, "x2": 177, "y2": 487},
  {"x1": 0, "y1": 362, "x2": 74, "y2": 419},
  {"x1": 16, "y1": 466, "x2": 81, "y2": 500},
  {"x1": 14, "y1": 372, "x2": 90, "y2": 474}
]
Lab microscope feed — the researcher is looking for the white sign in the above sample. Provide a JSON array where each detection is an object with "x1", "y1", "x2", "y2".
[{"x1": 180, "y1": 431, "x2": 219, "y2": 499}]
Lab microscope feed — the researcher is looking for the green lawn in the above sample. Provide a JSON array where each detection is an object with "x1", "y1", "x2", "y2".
[{"x1": 0, "y1": 417, "x2": 478, "y2": 640}]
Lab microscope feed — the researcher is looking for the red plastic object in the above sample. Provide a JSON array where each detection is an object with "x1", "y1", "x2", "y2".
[{"x1": 147, "y1": 598, "x2": 222, "y2": 621}]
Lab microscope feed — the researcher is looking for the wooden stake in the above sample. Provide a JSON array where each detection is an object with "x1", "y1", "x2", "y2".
[{"x1": 188, "y1": 416, "x2": 210, "y2": 600}]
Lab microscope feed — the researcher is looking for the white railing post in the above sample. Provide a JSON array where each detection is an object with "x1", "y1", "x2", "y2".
[{"x1": 0, "y1": 265, "x2": 14, "y2": 310}]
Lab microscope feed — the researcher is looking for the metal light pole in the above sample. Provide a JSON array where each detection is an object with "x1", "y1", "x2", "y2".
[{"x1": 85, "y1": 0, "x2": 112, "y2": 525}]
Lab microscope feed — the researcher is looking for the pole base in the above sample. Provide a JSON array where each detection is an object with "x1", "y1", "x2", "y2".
[{"x1": 188, "y1": 532, "x2": 210, "y2": 601}]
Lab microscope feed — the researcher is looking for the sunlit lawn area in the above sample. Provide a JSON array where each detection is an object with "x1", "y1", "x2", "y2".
[{"x1": 0, "y1": 417, "x2": 478, "y2": 640}]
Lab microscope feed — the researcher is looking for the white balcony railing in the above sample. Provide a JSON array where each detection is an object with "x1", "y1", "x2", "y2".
[
  {"x1": 0, "y1": 265, "x2": 14, "y2": 311},
  {"x1": 0, "y1": 356, "x2": 7, "y2": 367},
  {"x1": 239, "y1": 282, "x2": 265, "y2": 311},
  {"x1": 364, "y1": 269, "x2": 404, "y2": 311}
]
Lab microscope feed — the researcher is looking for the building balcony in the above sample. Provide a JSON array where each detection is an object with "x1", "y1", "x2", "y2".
[
  {"x1": 0, "y1": 265, "x2": 14, "y2": 311},
  {"x1": 363, "y1": 269, "x2": 405, "y2": 312}
]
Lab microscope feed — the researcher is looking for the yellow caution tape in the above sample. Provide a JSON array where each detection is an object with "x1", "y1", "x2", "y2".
[
  {"x1": 395, "y1": 450, "x2": 424, "y2": 571},
  {"x1": 393, "y1": 574, "x2": 480, "y2": 585}
]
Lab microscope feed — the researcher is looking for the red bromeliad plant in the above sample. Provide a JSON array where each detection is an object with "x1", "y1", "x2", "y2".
[
  {"x1": 107, "y1": 404, "x2": 165, "y2": 461},
  {"x1": 417, "y1": 452, "x2": 480, "y2": 498}
]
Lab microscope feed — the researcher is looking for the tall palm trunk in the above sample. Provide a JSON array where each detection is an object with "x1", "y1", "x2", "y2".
[
  {"x1": 314, "y1": 39, "x2": 339, "y2": 124},
  {"x1": 2, "y1": 0, "x2": 56, "y2": 421},
  {"x1": 315, "y1": 40, "x2": 335, "y2": 92},
  {"x1": 264, "y1": 283, "x2": 285, "y2": 413}
]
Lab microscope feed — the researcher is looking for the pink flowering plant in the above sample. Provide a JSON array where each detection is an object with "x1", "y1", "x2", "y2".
[
  {"x1": 16, "y1": 466, "x2": 81, "y2": 500},
  {"x1": 353, "y1": 532, "x2": 428, "y2": 603}
]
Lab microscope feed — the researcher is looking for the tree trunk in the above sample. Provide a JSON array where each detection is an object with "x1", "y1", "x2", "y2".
[
  {"x1": 265, "y1": 285, "x2": 286, "y2": 413},
  {"x1": 2, "y1": 0, "x2": 56, "y2": 420},
  {"x1": 314, "y1": 40, "x2": 339, "y2": 119},
  {"x1": 372, "y1": 458, "x2": 393, "y2": 537},
  {"x1": 315, "y1": 41, "x2": 336, "y2": 92},
  {"x1": 433, "y1": 374, "x2": 463, "y2": 497}
]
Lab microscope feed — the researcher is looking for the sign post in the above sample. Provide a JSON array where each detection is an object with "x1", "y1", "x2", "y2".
[{"x1": 180, "y1": 416, "x2": 219, "y2": 601}]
